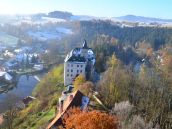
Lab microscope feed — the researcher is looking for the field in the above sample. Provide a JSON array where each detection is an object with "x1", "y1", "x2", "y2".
[
  {"x1": 0, "y1": 32, "x2": 18, "y2": 46},
  {"x1": 27, "y1": 27, "x2": 73, "y2": 41}
]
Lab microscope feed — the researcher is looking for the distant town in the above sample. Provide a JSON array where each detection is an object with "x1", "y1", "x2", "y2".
[{"x1": 0, "y1": 43, "x2": 46, "y2": 92}]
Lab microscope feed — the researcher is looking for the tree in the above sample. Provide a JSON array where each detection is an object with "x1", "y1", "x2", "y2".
[
  {"x1": 146, "y1": 47, "x2": 153, "y2": 57},
  {"x1": 31, "y1": 55, "x2": 37, "y2": 64},
  {"x1": 139, "y1": 64, "x2": 148, "y2": 82},
  {"x1": 3, "y1": 94, "x2": 19, "y2": 129},
  {"x1": 78, "y1": 81, "x2": 94, "y2": 96},
  {"x1": 131, "y1": 66, "x2": 172, "y2": 128},
  {"x1": 110, "y1": 37, "x2": 118, "y2": 45},
  {"x1": 61, "y1": 108, "x2": 118, "y2": 129},
  {"x1": 162, "y1": 53, "x2": 172, "y2": 74},
  {"x1": 107, "y1": 54, "x2": 119, "y2": 70},
  {"x1": 42, "y1": 53, "x2": 50, "y2": 65},
  {"x1": 73, "y1": 74, "x2": 86, "y2": 91},
  {"x1": 25, "y1": 54, "x2": 30, "y2": 68},
  {"x1": 98, "y1": 55, "x2": 130, "y2": 108}
]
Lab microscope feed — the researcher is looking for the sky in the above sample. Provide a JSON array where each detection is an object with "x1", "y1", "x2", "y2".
[{"x1": 0, "y1": 0, "x2": 171, "y2": 19}]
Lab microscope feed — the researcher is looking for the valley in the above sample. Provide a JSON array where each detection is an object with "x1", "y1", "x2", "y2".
[{"x1": 0, "y1": 10, "x2": 172, "y2": 129}]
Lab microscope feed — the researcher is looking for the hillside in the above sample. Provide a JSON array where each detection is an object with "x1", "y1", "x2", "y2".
[
  {"x1": 115, "y1": 15, "x2": 172, "y2": 23},
  {"x1": 1, "y1": 32, "x2": 172, "y2": 128},
  {"x1": 47, "y1": 11, "x2": 73, "y2": 20},
  {"x1": 79, "y1": 20, "x2": 172, "y2": 50},
  {"x1": 3, "y1": 65, "x2": 65, "y2": 129},
  {"x1": 1, "y1": 10, "x2": 172, "y2": 129}
]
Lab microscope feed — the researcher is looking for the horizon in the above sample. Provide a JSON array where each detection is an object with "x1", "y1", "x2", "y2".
[{"x1": 0, "y1": 0, "x2": 172, "y2": 19}]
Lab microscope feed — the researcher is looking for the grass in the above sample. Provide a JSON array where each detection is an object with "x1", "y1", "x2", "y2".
[
  {"x1": 11, "y1": 65, "x2": 64, "y2": 129},
  {"x1": 29, "y1": 109, "x2": 55, "y2": 129},
  {"x1": 14, "y1": 108, "x2": 55, "y2": 129}
]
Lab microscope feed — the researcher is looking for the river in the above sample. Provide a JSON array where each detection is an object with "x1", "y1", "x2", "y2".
[{"x1": 0, "y1": 75, "x2": 39, "y2": 113}]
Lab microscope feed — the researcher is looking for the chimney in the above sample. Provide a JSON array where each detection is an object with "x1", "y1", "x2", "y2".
[{"x1": 59, "y1": 100, "x2": 64, "y2": 113}]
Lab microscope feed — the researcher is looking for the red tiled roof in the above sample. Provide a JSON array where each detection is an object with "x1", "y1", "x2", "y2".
[{"x1": 46, "y1": 90, "x2": 85, "y2": 129}]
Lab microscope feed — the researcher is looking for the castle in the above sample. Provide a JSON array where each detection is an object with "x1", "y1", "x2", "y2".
[{"x1": 64, "y1": 40, "x2": 95, "y2": 86}]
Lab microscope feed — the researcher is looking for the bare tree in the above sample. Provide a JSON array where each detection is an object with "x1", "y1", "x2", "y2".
[{"x1": 2, "y1": 93, "x2": 20, "y2": 129}]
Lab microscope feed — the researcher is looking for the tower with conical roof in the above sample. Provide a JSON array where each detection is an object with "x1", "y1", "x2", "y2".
[{"x1": 82, "y1": 39, "x2": 88, "y2": 49}]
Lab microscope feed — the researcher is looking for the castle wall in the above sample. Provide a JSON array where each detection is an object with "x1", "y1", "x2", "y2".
[{"x1": 64, "y1": 62, "x2": 86, "y2": 86}]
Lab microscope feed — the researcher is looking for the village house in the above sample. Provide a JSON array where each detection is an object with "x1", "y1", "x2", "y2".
[
  {"x1": 64, "y1": 40, "x2": 95, "y2": 86},
  {"x1": 0, "y1": 71, "x2": 13, "y2": 83},
  {"x1": 16, "y1": 96, "x2": 36, "y2": 109}
]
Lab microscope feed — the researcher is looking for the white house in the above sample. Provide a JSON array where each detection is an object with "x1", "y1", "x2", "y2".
[
  {"x1": 33, "y1": 64, "x2": 44, "y2": 71},
  {"x1": 0, "y1": 71, "x2": 13, "y2": 83}
]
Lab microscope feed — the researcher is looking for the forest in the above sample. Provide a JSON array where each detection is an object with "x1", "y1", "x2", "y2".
[{"x1": 80, "y1": 20, "x2": 172, "y2": 50}]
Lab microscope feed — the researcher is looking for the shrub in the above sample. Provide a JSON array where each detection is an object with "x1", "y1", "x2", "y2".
[{"x1": 62, "y1": 108, "x2": 118, "y2": 129}]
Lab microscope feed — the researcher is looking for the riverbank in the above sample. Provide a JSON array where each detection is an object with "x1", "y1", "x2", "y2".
[
  {"x1": 0, "y1": 61, "x2": 60, "y2": 113},
  {"x1": 0, "y1": 84, "x2": 15, "y2": 94},
  {"x1": 0, "y1": 75, "x2": 39, "y2": 113},
  {"x1": 8, "y1": 65, "x2": 64, "y2": 129},
  {"x1": 0, "y1": 67, "x2": 47, "y2": 94}
]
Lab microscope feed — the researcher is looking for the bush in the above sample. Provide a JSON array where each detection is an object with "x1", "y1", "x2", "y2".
[{"x1": 61, "y1": 108, "x2": 118, "y2": 129}]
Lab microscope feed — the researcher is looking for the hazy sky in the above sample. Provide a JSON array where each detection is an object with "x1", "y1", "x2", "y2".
[{"x1": 0, "y1": 0, "x2": 171, "y2": 18}]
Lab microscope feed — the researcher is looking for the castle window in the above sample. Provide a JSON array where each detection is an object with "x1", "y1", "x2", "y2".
[
  {"x1": 77, "y1": 70, "x2": 79, "y2": 73},
  {"x1": 67, "y1": 74, "x2": 69, "y2": 77},
  {"x1": 71, "y1": 74, "x2": 73, "y2": 77},
  {"x1": 71, "y1": 64, "x2": 73, "y2": 67},
  {"x1": 81, "y1": 65, "x2": 83, "y2": 68},
  {"x1": 67, "y1": 69, "x2": 69, "y2": 72},
  {"x1": 71, "y1": 70, "x2": 73, "y2": 72},
  {"x1": 77, "y1": 65, "x2": 79, "y2": 67},
  {"x1": 80, "y1": 70, "x2": 82, "y2": 73}
]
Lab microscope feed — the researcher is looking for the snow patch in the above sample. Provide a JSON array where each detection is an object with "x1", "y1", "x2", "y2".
[
  {"x1": 56, "y1": 27, "x2": 73, "y2": 34},
  {"x1": 28, "y1": 27, "x2": 73, "y2": 41},
  {"x1": 28, "y1": 31, "x2": 61, "y2": 41},
  {"x1": 41, "y1": 17, "x2": 66, "y2": 22}
]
